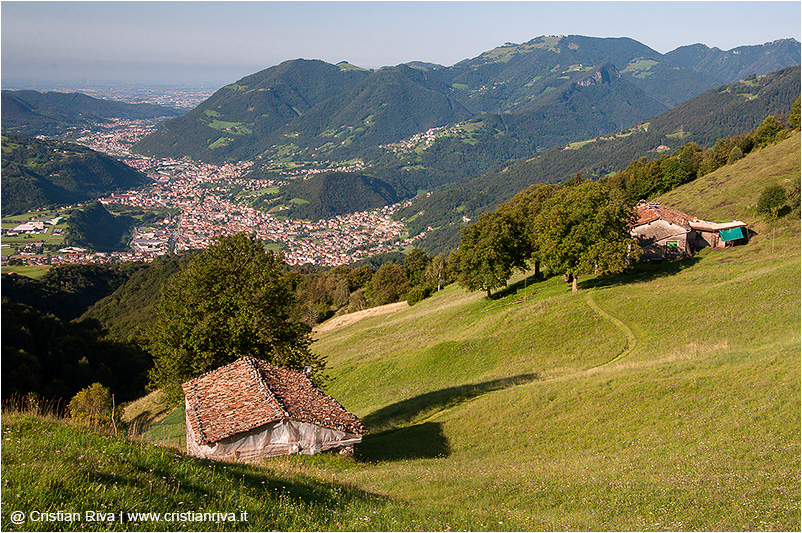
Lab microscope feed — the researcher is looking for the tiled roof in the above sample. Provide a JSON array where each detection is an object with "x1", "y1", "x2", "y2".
[
  {"x1": 632, "y1": 202, "x2": 695, "y2": 230},
  {"x1": 182, "y1": 357, "x2": 368, "y2": 445}
]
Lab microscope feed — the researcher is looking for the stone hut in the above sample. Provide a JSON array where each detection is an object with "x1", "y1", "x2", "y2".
[
  {"x1": 182, "y1": 357, "x2": 367, "y2": 462},
  {"x1": 631, "y1": 201, "x2": 697, "y2": 259}
]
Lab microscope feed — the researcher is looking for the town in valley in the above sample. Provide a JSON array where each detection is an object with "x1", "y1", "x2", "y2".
[{"x1": 1, "y1": 87, "x2": 424, "y2": 269}]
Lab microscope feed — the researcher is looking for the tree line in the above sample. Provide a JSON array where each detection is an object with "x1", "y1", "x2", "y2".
[
  {"x1": 450, "y1": 99, "x2": 801, "y2": 297},
  {"x1": 601, "y1": 102, "x2": 800, "y2": 203},
  {"x1": 451, "y1": 178, "x2": 638, "y2": 296}
]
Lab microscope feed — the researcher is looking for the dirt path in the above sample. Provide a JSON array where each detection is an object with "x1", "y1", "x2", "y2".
[
  {"x1": 313, "y1": 301, "x2": 408, "y2": 335},
  {"x1": 584, "y1": 291, "x2": 638, "y2": 367}
]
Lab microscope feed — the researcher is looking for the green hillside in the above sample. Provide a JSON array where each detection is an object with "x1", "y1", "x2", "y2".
[
  {"x1": 1, "y1": 133, "x2": 151, "y2": 215},
  {"x1": 277, "y1": 172, "x2": 401, "y2": 221},
  {"x1": 308, "y1": 134, "x2": 801, "y2": 529},
  {"x1": 3, "y1": 133, "x2": 798, "y2": 530},
  {"x1": 402, "y1": 66, "x2": 801, "y2": 251}
]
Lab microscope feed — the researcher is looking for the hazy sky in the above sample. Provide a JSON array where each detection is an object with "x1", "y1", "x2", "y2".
[{"x1": 2, "y1": 1, "x2": 801, "y2": 87}]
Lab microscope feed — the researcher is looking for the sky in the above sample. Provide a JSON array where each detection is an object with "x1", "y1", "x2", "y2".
[{"x1": 2, "y1": 1, "x2": 801, "y2": 88}]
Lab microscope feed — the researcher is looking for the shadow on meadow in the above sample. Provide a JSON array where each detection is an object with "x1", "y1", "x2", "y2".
[
  {"x1": 489, "y1": 273, "x2": 543, "y2": 301},
  {"x1": 357, "y1": 373, "x2": 538, "y2": 462},
  {"x1": 578, "y1": 256, "x2": 703, "y2": 291},
  {"x1": 357, "y1": 421, "x2": 450, "y2": 462},
  {"x1": 487, "y1": 256, "x2": 705, "y2": 300}
]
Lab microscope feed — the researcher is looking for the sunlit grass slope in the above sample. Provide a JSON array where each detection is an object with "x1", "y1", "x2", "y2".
[
  {"x1": 2, "y1": 412, "x2": 445, "y2": 532},
  {"x1": 2, "y1": 135, "x2": 798, "y2": 531},
  {"x1": 306, "y1": 133, "x2": 801, "y2": 530}
]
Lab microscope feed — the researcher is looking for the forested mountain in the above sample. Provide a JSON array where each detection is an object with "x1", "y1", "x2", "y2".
[
  {"x1": 1, "y1": 90, "x2": 184, "y2": 136},
  {"x1": 401, "y1": 65, "x2": 801, "y2": 252},
  {"x1": 1, "y1": 133, "x2": 151, "y2": 215},
  {"x1": 65, "y1": 201, "x2": 136, "y2": 252},
  {"x1": 666, "y1": 38, "x2": 802, "y2": 85},
  {"x1": 279, "y1": 172, "x2": 401, "y2": 221},
  {"x1": 133, "y1": 59, "x2": 371, "y2": 161},
  {"x1": 133, "y1": 35, "x2": 800, "y2": 167}
]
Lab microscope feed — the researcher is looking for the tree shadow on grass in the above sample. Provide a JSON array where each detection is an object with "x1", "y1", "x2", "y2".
[
  {"x1": 489, "y1": 273, "x2": 543, "y2": 301},
  {"x1": 357, "y1": 373, "x2": 538, "y2": 462},
  {"x1": 357, "y1": 422, "x2": 450, "y2": 462},
  {"x1": 362, "y1": 373, "x2": 538, "y2": 431},
  {"x1": 578, "y1": 256, "x2": 703, "y2": 291}
]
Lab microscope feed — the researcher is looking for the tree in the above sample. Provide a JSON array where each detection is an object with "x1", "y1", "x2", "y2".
[
  {"x1": 367, "y1": 262, "x2": 411, "y2": 305},
  {"x1": 754, "y1": 115, "x2": 781, "y2": 147},
  {"x1": 757, "y1": 184, "x2": 788, "y2": 254},
  {"x1": 533, "y1": 182, "x2": 639, "y2": 293},
  {"x1": 425, "y1": 253, "x2": 449, "y2": 292},
  {"x1": 148, "y1": 233, "x2": 319, "y2": 403},
  {"x1": 502, "y1": 183, "x2": 559, "y2": 280},
  {"x1": 452, "y1": 208, "x2": 531, "y2": 298},
  {"x1": 727, "y1": 146, "x2": 744, "y2": 164},
  {"x1": 757, "y1": 184, "x2": 788, "y2": 219},
  {"x1": 403, "y1": 248, "x2": 432, "y2": 288},
  {"x1": 789, "y1": 96, "x2": 801, "y2": 131}
]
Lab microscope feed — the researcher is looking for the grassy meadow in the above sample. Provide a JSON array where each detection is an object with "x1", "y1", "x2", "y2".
[{"x1": 1, "y1": 135, "x2": 799, "y2": 531}]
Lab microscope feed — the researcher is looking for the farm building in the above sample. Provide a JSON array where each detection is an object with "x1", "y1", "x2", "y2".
[
  {"x1": 688, "y1": 219, "x2": 749, "y2": 249},
  {"x1": 631, "y1": 201, "x2": 696, "y2": 259},
  {"x1": 182, "y1": 357, "x2": 368, "y2": 462}
]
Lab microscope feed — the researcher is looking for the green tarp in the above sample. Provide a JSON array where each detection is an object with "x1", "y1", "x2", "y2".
[{"x1": 719, "y1": 227, "x2": 745, "y2": 241}]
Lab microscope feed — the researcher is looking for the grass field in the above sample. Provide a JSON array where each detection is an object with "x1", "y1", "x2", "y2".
[
  {"x1": 1, "y1": 135, "x2": 799, "y2": 530},
  {"x1": 306, "y1": 223, "x2": 800, "y2": 530},
  {"x1": 0, "y1": 265, "x2": 52, "y2": 279}
]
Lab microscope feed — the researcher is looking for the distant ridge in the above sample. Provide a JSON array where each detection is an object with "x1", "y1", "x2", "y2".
[
  {"x1": 133, "y1": 35, "x2": 799, "y2": 166},
  {"x1": 1, "y1": 89, "x2": 184, "y2": 136},
  {"x1": 398, "y1": 65, "x2": 801, "y2": 252},
  {"x1": 666, "y1": 38, "x2": 801, "y2": 84}
]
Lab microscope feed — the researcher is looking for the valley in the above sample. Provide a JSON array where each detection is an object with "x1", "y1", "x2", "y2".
[
  {"x1": 1, "y1": 28, "x2": 800, "y2": 532},
  {"x1": 4, "y1": 131, "x2": 798, "y2": 530}
]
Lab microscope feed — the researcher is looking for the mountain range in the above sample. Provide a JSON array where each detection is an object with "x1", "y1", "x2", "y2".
[
  {"x1": 1, "y1": 90, "x2": 184, "y2": 137},
  {"x1": 133, "y1": 35, "x2": 800, "y2": 165}
]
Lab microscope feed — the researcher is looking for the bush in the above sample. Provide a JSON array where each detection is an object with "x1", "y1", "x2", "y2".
[
  {"x1": 406, "y1": 285, "x2": 431, "y2": 306},
  {"x1": 68, "y1": 383, "x2": 113, "y2": 428},
  {"x1": 756, "y1": 184, "x2": 788, "y2": 220},
  {"x1": 727, "y1": 146, "x2": 744, "y2": 164}
]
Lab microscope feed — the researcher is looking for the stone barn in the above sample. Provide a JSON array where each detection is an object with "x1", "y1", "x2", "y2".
[
  {"x1": 182, "y1": 357, "x2": 368, "y2": 462},
  {"x1": 631, "y1": 201, "x2": 697, "y2": 259},
  {"x1": 631, "y1": 201, "x2": 750, "y2": 259}
]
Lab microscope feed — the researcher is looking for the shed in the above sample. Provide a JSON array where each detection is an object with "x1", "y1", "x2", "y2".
[
  {"x1": 182, "y1": 357, "x2": 368, "y2": 462},
  {"x1": 688, "y1": 219, "x2": 749, "y2": 249}
]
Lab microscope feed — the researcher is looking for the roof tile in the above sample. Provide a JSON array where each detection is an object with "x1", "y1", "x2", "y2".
[{"x1": 182, "y1": 357, "x2": 368, "y2": 445}]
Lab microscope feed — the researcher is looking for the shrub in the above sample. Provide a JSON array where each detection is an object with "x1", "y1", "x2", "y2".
[
  {"x1": 406, "y1": 285, "x2": 431, "y2": 306},
  {"x1": 727, "y1": 146, "x2": 744, "y2": 164},
  {"x1": 756, "y1": 184, "x2": 788, "y2": 220},
  {"x1": 68, "y1": 382, "x2": 113, "y2": 428}
]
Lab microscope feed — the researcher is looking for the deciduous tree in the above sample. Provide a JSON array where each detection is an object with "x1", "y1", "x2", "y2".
[
  {"x1": 533, "y1": 182, "x2": 639, "y2": 293},
  {"x1": 148, "y1": 233, "x2": 319, "y2": 403},
  {"x1": 452, "y1": 209, "x2": 531, "y2": 298}
]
